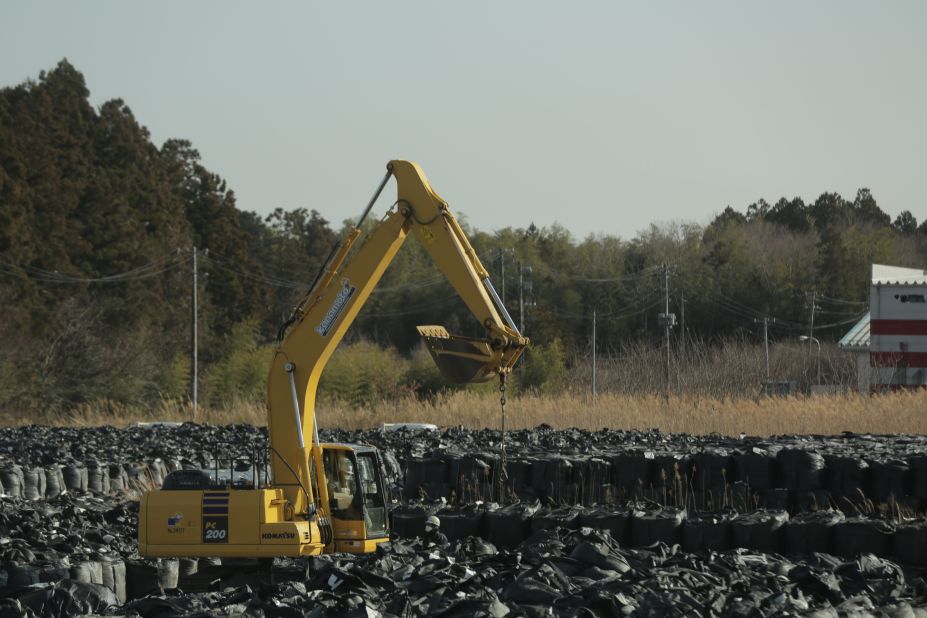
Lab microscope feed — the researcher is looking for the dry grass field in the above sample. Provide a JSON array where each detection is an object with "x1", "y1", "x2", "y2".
[{"x1": 21, "y1": 389, "x2": 927, "y2": 437}]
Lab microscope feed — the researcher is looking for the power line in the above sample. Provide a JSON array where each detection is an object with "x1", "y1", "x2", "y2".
[
  {"x1": 532, "y1": 263, "x2": 662, "y2": 283},
  {"x1": 542, "y1": 294, "x2": 661, "y2": 321},
  {"x1": 0, "y1": 251, "x2": 187, "y2": 283},
  {"x1": 817, "y1": 294, "x2": 868, "y2": 306},
  {"x1": 360, "y1": 296, "x2": 457, "y2": 317},
  {"x1": 206, "y1": 251, "x2": 450, "y2": 294}
]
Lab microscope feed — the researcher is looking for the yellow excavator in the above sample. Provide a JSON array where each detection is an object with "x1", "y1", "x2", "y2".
[{"x1": 139, "y1": 160, "x2": 528, "y2": 557}]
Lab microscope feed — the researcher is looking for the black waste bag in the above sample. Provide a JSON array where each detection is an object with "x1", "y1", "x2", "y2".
[
  {"x1": 179, "y1": 557, "x2": 199, "y2": 577},
  {"x1": 793, "y1": 489, "x2": 835, "y2": 512},
  {"x1": 438, "y1": 504, "x2": 487, "y2": 541},
  {"x1": 682, "y1": 511, "x2": 736, "y2": 552},
  {"x1": 833, "y1": 553, "x2": 906, "y2": 600},
  {"x1": 390, "y1": 504, "x2": 437, "y2": 539},
  {"x1": 867, "y1": 458, "x2": 911, "y2": 503},
  {"x1": 504, "y1": 561, "x2": 573, "y2": 605},
  {"x1": 61, "y1": 463, "x2": 88, "y2": 493},
  {"x1": 733, "y1": 447, "x2": 775, "y2": 490},
  {"x1": 124, "y1": 560, "x2": 161, "y2": 600},
  {"x1": 108, "y1": 464, "x2": 127, "y2": 494},
  {"x1": 833, "y1": 518, "x2": 894, "y2": 559},
  {"x1": 567, "y1": 534, "x2": 631, "y2": 574},
  {"x1": 784, "y1": 510, "x2": 845, "y2": 555},
  {"x1": 630, "y1": 506, "x2": 686, "y2": 547},
  {"x1": 40, "y1": 560, "x2": 72, "y2": 584},
  {"x1": 776, "y1": 448, "x2": 825, "y2": 491},
  {"x1": 610, "y1": 451, "x2": 651, "y2": 499},
  {"x1": 649, "y1": 453, "x2": 688, "y2": 491},
  {"x1": 486, "y1": 502, "x2": 539, "y2": 550},
  {"x1": 432, "y1": 598, "x2": 511, "y2": 618},
  {"x1": 757, "y1": 488, "x2": 791, "y2": 511},
  {"x1": 449, "y1": 456, "x2": 491, "y2": 487},
  {"x1": 691, "y1": 450, "x2": 732, "y2": 495},
  {"x1": 86, "y1": 460, "x2": 109, "y2": 494},
  {"x1": 730, "y1": 509, "x2": 788, "y2": 554},
  {"x1": 6, "y1": 564, "x2": 41, "y2": 587},
  {"x1": 44, "y1": 465, "x2": 63, "y2": 499},
  {"x1": 578, "y1": 507, "x2": 630, "y2": 546},
  {"x1": 909, "y1": 455, "x2": 927, "y2": 500},
  {"x1": 404, "y1": 458, "x2": 448, "y2": 500},
  {"x1": 0, "y1": 464, "x2": 24, "y2": 498},
  {"x1": 15, "y1": 579, "x2": 117, "y2": 617},
  {"x1": 893, "y1": 520, "x2": 927, "y2": 567},
  {"x1": 69, "y1": 560, "x2": 103, "y2": 584},
  {"x1": 503, "y1": 459, "x2": 533, "y2": 492},
  {"x1": 449, "y1": 536, "x2": 498, "y2": 558},
  {"x1": 728, "y1": 481, "x2": 753, "y2": 512},
  {"x1": 571, "y1": 457, "x2": 611, "y2": 505},
  {"x1": 102, "y1": 557, "x2": 127, "y2": 605},
  {"x1": 530, "y1": 506, "x2": 583, "y2": 534},
  {"x1": 21, "y1": 467, "x2": 45, "y2": 501},
  {"x1": 541, "y1": 457, "x2": 574, "y2": 502},
  {"x1": 824, "y1": 454, "x2": 869, "y2": 503}
]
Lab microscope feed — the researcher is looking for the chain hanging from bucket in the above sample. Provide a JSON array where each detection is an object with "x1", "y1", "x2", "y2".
[{"x1": 497, "y1": 372, "x2": 508, "y2": 501}]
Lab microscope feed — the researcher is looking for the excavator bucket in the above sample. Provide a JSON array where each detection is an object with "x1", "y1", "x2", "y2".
[{"x1": 416, "y1": 325, "x2": 500, "y2": 383}]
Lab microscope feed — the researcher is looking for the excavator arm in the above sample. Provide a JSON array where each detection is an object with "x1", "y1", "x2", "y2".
[{"x1": 266, "y1": 160, "x2": 528, "y2": 516}]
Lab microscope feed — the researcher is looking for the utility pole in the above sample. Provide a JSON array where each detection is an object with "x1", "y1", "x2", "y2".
[
  {"x1": 754, "y1": 316, "x2": 770, "y2": 384},
  {"x1": 498, "y1": 248, "x2": 506, "y2": 305},
  {"x1": 763, "y1": 316, "x2": 769, "y2": 383},
  {"x1": 657, "y1": 264, "x2": 677, "y2": 398},
  {"x1": 191, "y1": 246, "x2": 198, "y2": 419},
  {"x1": 680, "y1": 291, "x2": 686, "y2": 356},
  {"x1": 518, "y1": 261, "x2": 524, "y2": 333},
  {"x1": 664, "y1": 267, "x2": 670, "y2": 395},
  {"x1": 808, "y1": 290, "x2": 818, "y2": 385},
  {"x1": 809, "y1": 290, "x2": 817, "y2": 343},
  {"x1": 592, "y1": 309, "x2": 597, "y2": 399}
]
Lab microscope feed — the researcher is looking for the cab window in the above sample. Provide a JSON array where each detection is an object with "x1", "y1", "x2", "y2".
[{"x1": 323, "y1": 450, "x2": 359, "y2": 519}]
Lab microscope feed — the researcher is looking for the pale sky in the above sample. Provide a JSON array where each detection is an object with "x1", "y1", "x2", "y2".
[{"x1": 2, "y1": 2, "x2": 925, "y2": 239}]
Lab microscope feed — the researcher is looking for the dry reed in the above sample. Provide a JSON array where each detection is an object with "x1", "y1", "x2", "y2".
[{"x1": 8, "y1": 389, "x2": 926, "y2": 438}]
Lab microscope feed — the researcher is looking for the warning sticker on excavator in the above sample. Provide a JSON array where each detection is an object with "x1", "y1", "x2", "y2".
[{"x1": 315, "y1": 279, "x2": 356, "y2": 337}]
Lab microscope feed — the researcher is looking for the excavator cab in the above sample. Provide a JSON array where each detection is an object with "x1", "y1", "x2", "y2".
[{"x1": 319, "y1": 445, "x2": 389, "y2": 553}]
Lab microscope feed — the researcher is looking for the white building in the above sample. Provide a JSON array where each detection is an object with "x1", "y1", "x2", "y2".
[{"x1": 840, "y1": 264, "x2": 927, "y2": 392}]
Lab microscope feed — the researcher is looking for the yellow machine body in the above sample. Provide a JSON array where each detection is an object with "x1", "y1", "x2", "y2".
[
  {"x1": 139, "y1": 488, "x2": 324, "y2": 558},
  {"x1": 139, "y1": 160, "x2": 528, "y2": 558}
]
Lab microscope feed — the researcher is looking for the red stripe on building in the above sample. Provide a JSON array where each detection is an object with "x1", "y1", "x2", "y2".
[
  {"x1": 871, "y1": 319, "x2": 927, "y2": 335},
  {"x1": 870, "y1": 351, "x2": 927, "y2": 367}
]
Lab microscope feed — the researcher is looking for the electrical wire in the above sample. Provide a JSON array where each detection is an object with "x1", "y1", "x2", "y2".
[
  {"x1": 540, "y1": 289, "x2": 662, "y2": 321},
  {"x1": 533, "y1": 264, "x2": 663, "y2": 283},
  {"x1": 204, "y1": 256, "x2": 307, "y2": 290},
  {"x1": 816, "y1": 294, "x2": 869, "y2": 306},
  {"x1": 0, "y1": 251, "x2": 187, "y2": 284},
  {"x1": 359, "y1": 295, "x2": 458, "y2": 317},
  {"x1": 206, "y1": 251, "x2": 451, "y2": 294}
]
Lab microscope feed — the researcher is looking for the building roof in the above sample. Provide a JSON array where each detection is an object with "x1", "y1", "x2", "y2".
[
  {"x1": 839, "y1": 311, "x2": 870, "y2": 351},
  {"x1": 872, "y1": 264, "x2": 927, "y2": 286}
]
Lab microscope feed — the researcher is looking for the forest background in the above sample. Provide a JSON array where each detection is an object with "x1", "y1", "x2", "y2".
[{"x1": 2, "y1": 62, "x2": 926, "y2": 420}]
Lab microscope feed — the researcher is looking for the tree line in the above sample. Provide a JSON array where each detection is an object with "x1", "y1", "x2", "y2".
[{"x1": 1, "y1": 61, "x2": 925, "y2": 415}]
